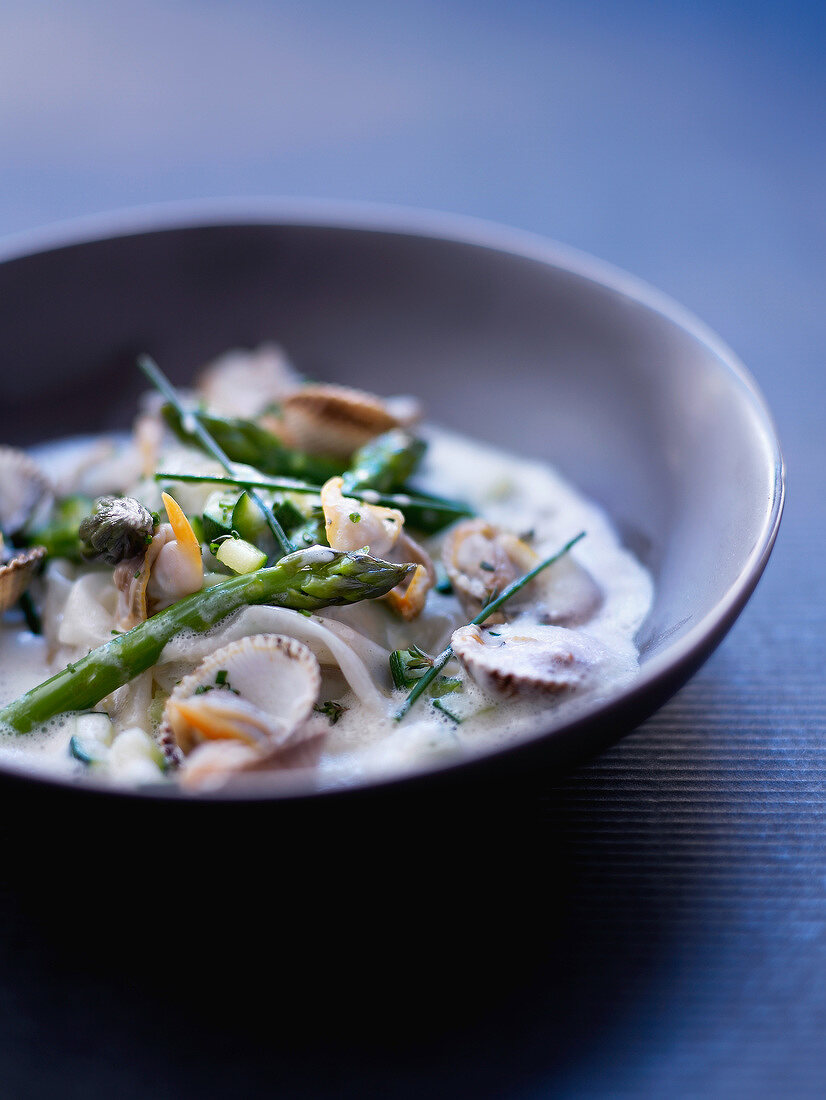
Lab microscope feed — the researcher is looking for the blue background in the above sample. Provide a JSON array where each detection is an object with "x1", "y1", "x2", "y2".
[{"x1": 1, "y1": 2, "x2": 824, "y2": 1096}]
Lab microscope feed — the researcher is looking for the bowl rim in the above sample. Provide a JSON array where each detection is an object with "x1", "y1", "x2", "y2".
[{"x1": 0, "y1": 197, "x2": 785, "y2": 803}]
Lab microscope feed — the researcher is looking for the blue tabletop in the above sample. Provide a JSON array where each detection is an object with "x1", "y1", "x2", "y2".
[{"x1": 0, "y1": 2, "x2": 823, "y2": 1096}]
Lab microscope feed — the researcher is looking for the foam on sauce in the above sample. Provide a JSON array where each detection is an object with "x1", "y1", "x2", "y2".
[{"x1": 0, "y1": 425, "x2": 653, "y2": 789}]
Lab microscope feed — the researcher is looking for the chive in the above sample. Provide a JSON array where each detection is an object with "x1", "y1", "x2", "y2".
[
  {"x1": 432, "y1": 699, "x2": 463, "y2": 724},
  {"x1": 479, "y1": 560, "x2": 495, "y2": 572},
  {"x1": 394, "y1": 531, "x2": 586, "y2": 721},
  {"x1": 155, "y1": 470, "x2": 471, "y2": 525},
  {"x1": 349, "y1": 512, "x2": 361, "y2": 523},
  {"x1": 215, "y1": 669, "x2": 228, "y2": 685}
]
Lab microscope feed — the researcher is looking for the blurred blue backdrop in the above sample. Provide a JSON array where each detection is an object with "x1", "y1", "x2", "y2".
[{"x1": 1, "y1": 0, "x2": 823, "y2": 335}]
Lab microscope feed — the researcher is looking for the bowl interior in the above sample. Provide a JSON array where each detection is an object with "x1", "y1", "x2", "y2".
[{"x1": 0, "y1": 211, "x2": 782, "y2": 790}]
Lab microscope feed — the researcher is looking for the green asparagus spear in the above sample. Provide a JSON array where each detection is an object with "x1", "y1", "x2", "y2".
[
  {"x1": 340, "y1": 430, "x2": 427, "y2": 495},
  {"x1": 0, "y1": 548, "x2": 415, "y2": 734},
  {"x1": 161, "y1": 404, "x2": 343, "y2": 484}
]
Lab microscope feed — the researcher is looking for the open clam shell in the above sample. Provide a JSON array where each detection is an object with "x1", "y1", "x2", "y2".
[
  {"x1": 451, "y1": 622, "x2": 617, "y2": 698},
  {"x1": 0, "y1": 546, "x2": 46, "y2": 614},
  {"x1": 0, "y1": 447, "x2": 52, "y2": 536},
  {"x1": 279, "y1": 383, "x2": 419, "y2": 457},
  {"x1": 443, "y1": 519, "x2": 601, "y2": 626},
  {"x1": 158, "y1": 633, "x2": 322, "y2": 768},
  {"x1": 384, "y1": 531, "x2": 436, "y2": 621}
]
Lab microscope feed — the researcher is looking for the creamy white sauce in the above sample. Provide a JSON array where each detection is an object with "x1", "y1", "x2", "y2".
[{"x1": 0, "y1": 424, "x2": 653, "y2": 791}]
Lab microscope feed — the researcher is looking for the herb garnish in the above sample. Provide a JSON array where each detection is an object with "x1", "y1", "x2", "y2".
[
  {"x1": 432, "y1": 698, "x2": 464, "y2": 724},
  {"x1": 314, "y1": 700, "x2": 348, "y2": 724}
]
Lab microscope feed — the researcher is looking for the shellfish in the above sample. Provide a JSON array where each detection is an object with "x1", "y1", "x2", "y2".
[
  {"x1": 0, "y1": 447, "x2": 52, "y2": 537},
  {"x1": 158, "y1": 633, "x2": 322, "y2": 773},
  {"x1": 196, "y1": 344, "x2": 302, "y2": 419},
  {"x1": 320, "y1": 475, "x2": 404, "y2": 558},
  {"x1": 279, "y1": 383, "x2": 420, "y2": 458},
  {"x1": 451, "y1": 622, "x2": 618, "y2": 698},
  {"x1": 113, "y1": 492, "x2": 203, "y2": 630},
  {"x1": 0, "y1": 544, "x2": 46, "y2": 614},
  {"x1": 442, "y1": 519, "x2": 601, "y2": 626},
  {"x1": 0, "y1": 448, "x2": 52, "y2": 613}
]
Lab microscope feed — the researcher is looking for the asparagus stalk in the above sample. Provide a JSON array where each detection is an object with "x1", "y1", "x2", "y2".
[
  {"x1": 160, "y1": 403, "x2": 342, "y2": 484},
  {"x1": 393, "y1": 531, "x2": 586, "y2": 721},
  {"x1": 0, "y1": 548, "x2": 414, "y2": 734},
  {"x1": 340, "y1": 430, "x2": 427, "y2": 495}
]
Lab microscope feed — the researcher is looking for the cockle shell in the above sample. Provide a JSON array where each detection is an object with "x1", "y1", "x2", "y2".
[
  {"x1": 442, "y1": 519, "x2": 601, "y2": 626},
  {"x1": 196, "y1": 344, "x2": 302, "y2": 418},
  {"x1": 0, "y1": 545, "x2": 46, "y2": 614},
  {"x1": 0, "y1": 447, "x2": 52, "y2": 535},
  {"x1": 279, "y1": 383, "x2": 420, "y2": 458},
  {"x1": 158, "y1": 633, "x2": 322, "y2": 769},
  {"x1": 451, "y1": 622, "x2": 613, "y2": 698}
]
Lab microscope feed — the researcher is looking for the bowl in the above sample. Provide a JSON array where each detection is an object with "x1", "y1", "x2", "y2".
[{"x1": 0, "y1": 200, "x2": 784, "y2": 804}]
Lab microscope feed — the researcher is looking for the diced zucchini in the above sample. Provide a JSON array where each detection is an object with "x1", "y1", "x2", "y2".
[
  {"x1": 188, "y1": 513, "x2": 205, "y2": 544},
  {"x1": 231, "y1": 490, "x2": 269, "y2": 544},
  {"x1": 232, "y1": 490, "x2": 306, "y2": 551},
  {"x1": 215, "y1": 537, "x2": 267, "y2": 574},
  {"x1": 271, "y1": 495, "x2": 306, "y2": 532},
  {"x1": 75, "y1": 711, "x2": 115, "y2": 745},
  {"x1": 202, "y1": 490, "x2": 240, "y2": 542},
  {"x1": 69, "y1": 711, "x2": 115, "y2": 766}
]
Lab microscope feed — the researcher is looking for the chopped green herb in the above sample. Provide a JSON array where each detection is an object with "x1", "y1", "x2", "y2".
[
  {"x1": 69, "y1": 734, "x2": 104, "y2": 765},
  {"x1": 349, "y1": 512, "x2": 362, "y2": 523},
  {"x1": 479, "y1": 560, "x2": 496, "y2": 572},
  {"x1": 215, "y1": 669, "x2": 228, "y2": 685},
  {"x1": 134, "y1": 569, "x2": 142, "y2": 579},
  {"x1": 434, "y1": 564, "x2": 453, "y2": 595},
  {"x1": 430, "y1": 676, "x2": 463, "y2": 698},
  {"x1": 314, "y1": 700, "x2": 348, "y2": 725},
  {"x1": 389, "y1": 645, "x2": 435, "y2": 690},
  {"x1": 432, "y1": 699, "x2": 463, "y2": 724}
]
